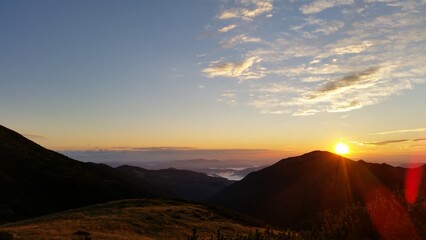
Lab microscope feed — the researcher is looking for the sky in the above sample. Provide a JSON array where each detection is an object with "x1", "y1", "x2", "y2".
[{"x1": 1, "y1": 0, "x2": 425, "y2": 165}]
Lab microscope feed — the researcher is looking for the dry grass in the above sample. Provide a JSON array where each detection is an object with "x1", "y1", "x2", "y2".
[{"x1": 0, "y1": 199, "x2": 271, "y2": 240}]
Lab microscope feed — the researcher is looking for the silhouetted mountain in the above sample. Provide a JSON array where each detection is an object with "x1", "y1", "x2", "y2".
[
  {"x1": 0, "y1": 125, "x2": 232, "y2": 224},
  {"x1": 211, "y1": 151, "x2": 425, "y2": 232},
  {"x1": 0, "y1": 125, "x2": 162, "y2": 223},
  {"x1": 115, "y1": 165, "x2": 233, "y2": 201}
]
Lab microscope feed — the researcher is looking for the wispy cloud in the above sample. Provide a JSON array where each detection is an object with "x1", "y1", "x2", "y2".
[
  {"x1": 221, "y1": 34, "x2": 261, "y2": 47},
  {"x1": 202, "y1": 57, "x2": 263, "y2": 80},
  {"x1": 369, "y1": 128, "x2": 426, "y2": 135},
  {"x1": 329, "y1": 41, "x2": 373, "y2": 55},
  {"x1": 314, "y1": 21, "x2": 345, "y2": 35},
  {"x1": 254, "y1": 82, "x2": 305, "y2": 94},
  {"x1": 351, "y1": 137, "x2": 426, "y2": 146},
  {"x1": 218, "y1": 0, "x2": 273, "y2": 21},
  {"x1": 364, "y1": 0, "x2": 423, "y2": 11},
  {"x1": 364, "y1": 0, "x2": 398, "y2": 3},
  {"x1": 218, "y1": 24, "x2": 237, "y2": 33},
  {"x1": 365, "y1": 139, "x2": 409, "y2": 146},
  {"x1": 291, "y1": 17, "x2": 345, "y2": 38},
  {"x1": 218, "y1": 92, "x2": 238, "y2": 107},
  {"x1": 130, "y1": 147, "x2": 196, "y2": 151},
  {"x1": 311, "y1": 67, "x2": 381, "y2": 97},
  {"x1": 300, "y1": 0, "x2": 354, "y2": 14}
]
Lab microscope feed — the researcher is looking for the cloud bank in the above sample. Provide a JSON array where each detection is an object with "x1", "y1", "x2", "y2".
[{"x1": 200, "y1": 0, "x2": 426, "y2": 116}]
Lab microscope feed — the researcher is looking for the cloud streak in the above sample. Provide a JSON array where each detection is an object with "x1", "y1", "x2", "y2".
[
  {"x1": 351, "y1": 137, "x2": 426, "y2": 147},
  {"x1": 218, "y1": 24, "x2": 237, "y2": 33},
  {"x1": 218, "y1": 0, "x2": 273, "y2": 21},
  {"x1": 221, "y1": 34, "x2": 261, "y2": 48},
  {"x1": 129, "y1": 147, "x2": 196, "y2": 151},
  {"x1": 365, "y1": 139, "x2": 409, "y2": 146},
  {"x1": 300, "y1": 0, "x2": 354, "y2": 14},
  {"x1": 203, "y1": 57, "x2": 262, "y2": 80},
  {"x1": 291, "y1": 17, "x2": 345, "y2": 38},
  {"x1": 369, "y1": 128, "x2": 426, "y2": 135},
  {"x1": 313, "y1": 66, "x2": 381, "y2": 96},
  {"x1": 218, "y1": 92, "x2": 238, "y2": 107}
]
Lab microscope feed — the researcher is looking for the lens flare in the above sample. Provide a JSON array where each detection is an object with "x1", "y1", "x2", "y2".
[{"x1": 405, "y1": 166, "x2": 422, "y2": 204}]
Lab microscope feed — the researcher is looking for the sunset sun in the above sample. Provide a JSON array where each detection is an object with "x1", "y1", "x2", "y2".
[{"x1": 334, "y1": 143, "x2": 350, "y2": 155}]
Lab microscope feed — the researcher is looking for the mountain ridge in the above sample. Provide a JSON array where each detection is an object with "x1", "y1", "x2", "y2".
[
  {"x1": 0, "y1": 125, "x2": 232, "y2": 223},
  {"x1": 115, "y1": 165, "x2": 233, "y2": 201},
  {"x1": 211, "y1": 150, "x2": 425, "y2": 232}
]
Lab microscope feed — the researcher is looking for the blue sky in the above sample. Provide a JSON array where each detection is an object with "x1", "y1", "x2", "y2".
[{"x1": 1, "y1": 0, "x2": 425, "y2": 164}]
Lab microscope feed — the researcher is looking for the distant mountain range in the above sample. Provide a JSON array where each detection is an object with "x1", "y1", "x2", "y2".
[
  {"x1": 124, "y1": 159, "x2": 266, "y2": 181},
  {"x1": 72, "y1": 157, "x2": 267, "y2": 180},
  {"x1": 0, "y1": 125, "x2": 232, "y2": 224}
]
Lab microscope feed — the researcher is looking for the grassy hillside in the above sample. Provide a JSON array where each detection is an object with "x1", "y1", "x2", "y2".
[{"x1": 0, "y1": 199, "x2": 289, "y2": 240}]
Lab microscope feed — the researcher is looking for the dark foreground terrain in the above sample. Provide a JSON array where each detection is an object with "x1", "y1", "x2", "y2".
[{"x1": 0, "y1": 199, "x2": 294, "y2": 240}]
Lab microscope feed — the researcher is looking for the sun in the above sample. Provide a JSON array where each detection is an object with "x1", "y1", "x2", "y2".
[{"x1": 334, "y1": 142, "x2": 350, "y2": 155}]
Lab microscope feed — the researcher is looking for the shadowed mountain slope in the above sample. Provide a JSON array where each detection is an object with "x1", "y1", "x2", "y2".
[
  {"x1": 0, "y1": 125, "x2": 232, "y2": 224},
  {"x1": 0, "y1": 125, "x2": 162, "y2": 223},
  {"x1": 115, "y1": 165, "x2": 233, "y2": 201},
  {"x1": 211, "y1": 151, "x2": 425, "y2": 231}
]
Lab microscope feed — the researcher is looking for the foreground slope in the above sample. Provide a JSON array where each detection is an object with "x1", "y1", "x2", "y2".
[
  {"x1": 0, "y1": 199, "x2": 271, "y2": 240},
  {"x1": 0, "y1": 125, "x2": 232, "y2": 224},
  {"x1": 211, "y1": 151, "x2": 426, "y2": 232}
]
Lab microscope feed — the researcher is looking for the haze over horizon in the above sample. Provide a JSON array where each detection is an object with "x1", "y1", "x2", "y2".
[{"x1": 1, "y1": 0, "x2": 425, "y2": 164}]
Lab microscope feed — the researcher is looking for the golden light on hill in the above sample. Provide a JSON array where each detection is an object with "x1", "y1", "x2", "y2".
[{"x1": 334, "y1": 142, "x2": 350, "y2": 155}]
